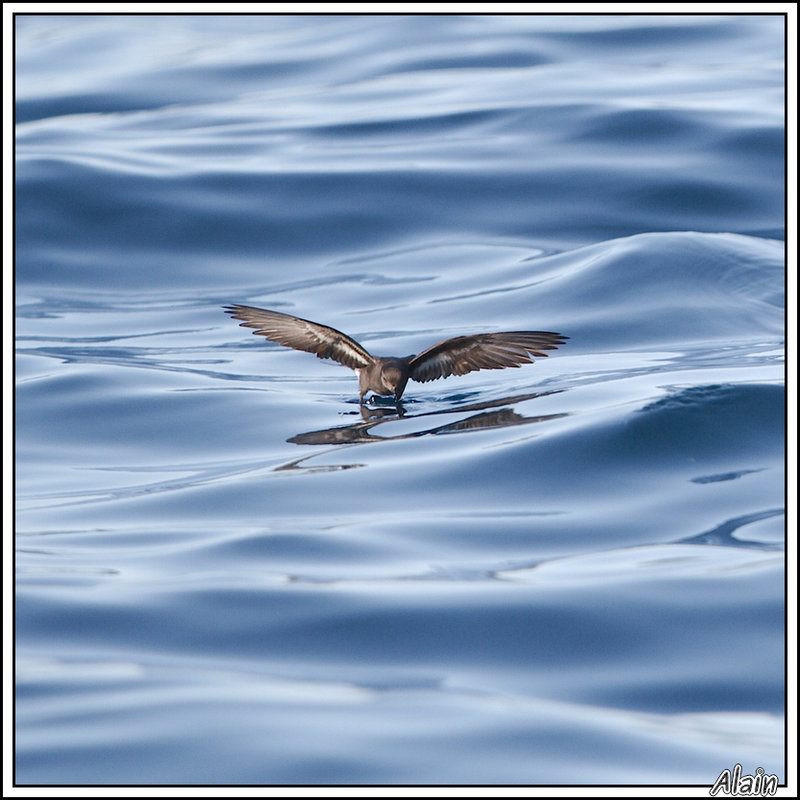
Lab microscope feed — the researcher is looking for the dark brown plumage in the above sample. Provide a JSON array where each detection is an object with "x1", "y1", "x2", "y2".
[{"x1": 224, "y1": 304, "x2": 567, "y2": 402}]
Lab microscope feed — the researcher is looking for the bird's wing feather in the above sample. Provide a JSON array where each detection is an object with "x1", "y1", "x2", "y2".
[
  {"x1": 224, "y1": 305, "x2": 373, "y2": 370},
  {"x1": 408, "y1": 331, "x2": 568, "y2": 383}
]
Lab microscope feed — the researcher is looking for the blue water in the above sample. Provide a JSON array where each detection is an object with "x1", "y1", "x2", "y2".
[{"x1": 15, "y1": 14, "x2": 785, "y2": 786}]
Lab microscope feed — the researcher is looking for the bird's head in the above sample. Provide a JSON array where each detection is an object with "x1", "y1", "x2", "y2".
[{"x1": 380, "y1": 363, "x2": 408, "y2": 400}]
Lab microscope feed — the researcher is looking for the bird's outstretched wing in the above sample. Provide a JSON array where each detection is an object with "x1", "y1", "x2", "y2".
[
  {"x1": 224, "y1": 305, "x2": 373, "y2": 370},
  {"x1": 408, "y1": 331, "x2": 568, "y2": 383}
]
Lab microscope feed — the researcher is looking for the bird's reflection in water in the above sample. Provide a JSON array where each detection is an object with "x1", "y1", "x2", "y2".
[{"x1": 287, "y1": 390, "x2": 567, "y2": 446}]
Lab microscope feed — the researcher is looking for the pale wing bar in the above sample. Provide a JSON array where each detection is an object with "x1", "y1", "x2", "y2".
[
  {"x1": 409, "y1": 332, "x2": 568, "y2": 383},
  {"x1": 224, "y1": 305, "x2": 373, "y2": 370}
]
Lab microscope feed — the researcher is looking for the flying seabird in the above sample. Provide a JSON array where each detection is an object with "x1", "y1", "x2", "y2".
[{"x1": 224, "y1": 304, "x2": 567, "y2": 403}]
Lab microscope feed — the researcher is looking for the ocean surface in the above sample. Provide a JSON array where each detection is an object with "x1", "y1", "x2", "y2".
[{"x1": 14, "y1": 13, "x2": 786, "y2": 787}]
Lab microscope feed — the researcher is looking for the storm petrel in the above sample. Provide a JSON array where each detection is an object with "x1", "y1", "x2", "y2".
[{"x1": 224, "y1": 304, "x2": 567, "y2": 403}]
